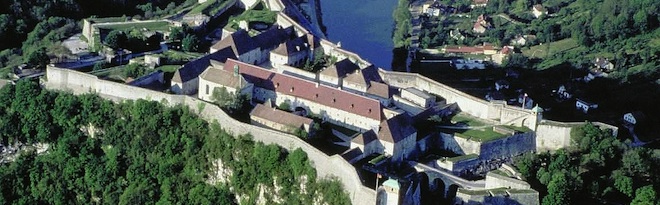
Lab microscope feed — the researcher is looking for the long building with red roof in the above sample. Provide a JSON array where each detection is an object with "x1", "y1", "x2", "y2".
[{"x1": 207, "y1": 58, "x2": 382, "y2": 131}]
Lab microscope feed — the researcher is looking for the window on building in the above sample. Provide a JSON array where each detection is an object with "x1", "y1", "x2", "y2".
[
  {"x1": 332, "y1": 98, "x2": 336, "y2": 103},
  {"x1": 205, "y1": 85, "x2": 209, "y2": 95},
  {"x1": 315, "y1": 93, "x2": 319, "y2": 98},
  {"x1": 351, "y1": 104, "x2": 354, "y2": 109},
  {"x1": 290, "y1": 87, "x2": 295, "y2": 92}
]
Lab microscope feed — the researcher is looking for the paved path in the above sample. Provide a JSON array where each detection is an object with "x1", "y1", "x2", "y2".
[
  {"x1": 410, "y1": 161, "x2": 486, "y2": 189},
  {"x1": 496, "y1": 13, "x2": 523, "y2": 25}
]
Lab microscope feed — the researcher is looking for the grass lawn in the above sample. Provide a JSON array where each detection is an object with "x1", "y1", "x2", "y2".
[
  {"x1": 188, "y1": 0, "x2": 218, "y2": 15},
  {"x1": 90, "y1": 65, "x2": 128, "y2": 80},
  {"x1": 96, "y1": 21, "x2": 172, "y2": 32},
  {"x1": 451, "y1": 113, "x2": 487, "y2": 127},
  {"x1": 456, "y1": 127, "x2": 507, "y2": 142},
  {"x1": 446, "y1": 154, "x2": 478, "y2": 162},
  {"x1": 157, "y1": 65, "x2": 181, "y2": 73},
  {"x1": 521, "y1": 38, "x2": 580, "y2": 59}
]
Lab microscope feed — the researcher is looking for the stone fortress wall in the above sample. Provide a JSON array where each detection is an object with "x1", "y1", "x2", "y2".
[
  {"x1": 45, "y1": 66, "x2": 376, "y2": 205},
  {"x1": 378, "y1": 69, "x2": 539, "y2": 130}
]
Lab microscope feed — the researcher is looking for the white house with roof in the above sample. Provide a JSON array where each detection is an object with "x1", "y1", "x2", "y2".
[
  {"x1": 576, "y1": 98, "x2": 598, "y2": 113},
  {"x1": 197, "y1": 60, "x2": 253, "y2": 102},
  {"x1": 623, "y1": 112, "x2": 645, "y2": 125},
  {"x1": 532, "y1": 4, "x2": 548, "y2": 18}
]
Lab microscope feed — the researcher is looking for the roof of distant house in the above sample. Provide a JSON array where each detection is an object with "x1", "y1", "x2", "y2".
[
  {"x1": 352, "y1": 130, "x2": 378, "y2": 145},
  {"x1": 223, "y1": 59, "x2": 382, "y2": 121},
  {"x1": 533, "y1": 4, "x2": 545, "y2": 12},
  {"x1": 172, "y1": 47, "x2": 237, "y2": 83},
  {"x1": 253, "y1": 26, "x2": 294, "y2": 50},
  {"x1": 250, "y1": 103, "x2": 313, "y2": 128},
  {"x1": 367, "y1": 81, "x2": 394, "y2": 99},
  {"x1": 210, "y1": 29, "x2": 257, "y2": 55},
  {"x1": 344, "y1": 65, "x2": 383, "y2": 88},
  {"x1": 199, "y1": 60, "x2": 247, "y2": 89},
  {"x1": 320, "y1": 58, "x2": 360, "y2": 78},
  {"x1": 271, "y1": 36, "x2": 308, "y2": 56},
  {"x1": 473, "y1": 0, "x2": 489, "y2": 5},
  {"x1": 378, "y1": 113, "x2": 416, "y2": 143}
]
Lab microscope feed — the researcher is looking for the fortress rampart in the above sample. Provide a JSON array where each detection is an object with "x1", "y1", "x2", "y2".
[
  {"x1": 45, "y1": 66, "x2": 376, "y2": 205},
  {"x1": 378, "y1": 69, "x2": 538, "y2": 130}
]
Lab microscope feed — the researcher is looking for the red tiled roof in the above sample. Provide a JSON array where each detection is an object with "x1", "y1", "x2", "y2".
[
  {"x1": 367, "y1": 81, "x2": 392, "y2": 99},
  {"x1": 444, "y1": 46, "x2": 483, "y2": 54},
  {"x1": 224, "y1": 59, "x2": 382, "y2": 121},
  {"x1": 250, "y1": 103, "x2": 313, "y2": 128},
  {"x1": 378, "y1": 113, "x2": 416, "y2": 143}
]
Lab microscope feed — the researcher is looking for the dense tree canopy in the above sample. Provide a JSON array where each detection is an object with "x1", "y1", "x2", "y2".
[
  {"x1": 0, "y1": 80, "x2": 350, "y2": 204},
  {"x1": 515, "y1": 123, "x2": 660, "y2": 205}
]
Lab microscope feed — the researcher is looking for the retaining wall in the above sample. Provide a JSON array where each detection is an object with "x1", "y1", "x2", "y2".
[
  {"x1": 45, "y1": 66, "x2": 376, "y2": 205},
  {"x1": 378, "y1": 69, "x2": 538, "y2": 130}
]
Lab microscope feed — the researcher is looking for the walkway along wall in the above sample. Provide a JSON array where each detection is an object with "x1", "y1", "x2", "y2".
[
  {"x1": 378, "y1": 69, "x2": 539, "y2": 130},
  {"x1": 45, "y1": 66, "x2": 376, "y2": 205}
]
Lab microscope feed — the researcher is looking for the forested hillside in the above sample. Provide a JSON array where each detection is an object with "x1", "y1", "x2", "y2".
[
  {"x1": 475, "y1": 0, "x2": 659, "y2": 81},
  {"x1": 0, "y1": 80, "x2": 350, "y2": 204},
  {"x1": 515, "y1": 123, "x2": 660, "y2": 205}
]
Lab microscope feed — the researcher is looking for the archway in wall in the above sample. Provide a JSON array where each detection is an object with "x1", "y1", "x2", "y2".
[
  {"x1": 446, "y1": 184, "x2": 461, "y2": 204},
  {"x1": 431, "y1": 178, "x2": 446, "y2": 203},
  {"x1": 415, "y1": 173, "x2": 431, "y2": 205},
  {"x1": 294, "y1": 106, "x2": 309, "y2": 117}
]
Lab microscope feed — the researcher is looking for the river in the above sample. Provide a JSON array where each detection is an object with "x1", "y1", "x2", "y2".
[{"x1": 319, "y1": 0, "x2": 398, "y2": 70}]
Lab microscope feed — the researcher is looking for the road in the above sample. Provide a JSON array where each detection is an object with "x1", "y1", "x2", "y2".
[{"x1": 410, "y1": 161, "x2": 486, "y2": 190}]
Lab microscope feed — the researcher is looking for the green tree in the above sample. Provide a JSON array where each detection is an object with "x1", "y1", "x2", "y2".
[
  {"x1": 104, "y1": 30, "x2": 126, "y2": 49},
  {"x1": 613, "y1": 170, "x2": 634, "y2": 197},
  {"x1": 26, "y1": 47, "x2": 50, "y2": 69},
  {"x1": 543, "y1": 172, "x2": 571, "y2": 205},
  {"x1": 182, "y1": 34, "x2": 199, "y2": 52},
  {"x1": 169, "y1": 26, "x2": 184, "y2": 42},
  {"x1": 631, "y1": 185, "x2": 658, "y2": 205}
]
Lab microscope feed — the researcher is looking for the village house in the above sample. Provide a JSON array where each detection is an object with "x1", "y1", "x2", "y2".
[
  {"x1": 576, "y1": 98, "x2": 598, "y2": 113},
  {"x1": 449, "y1": 29, "x2": 466, "y2": 41},
  {"x1": 510, "y1": 35, "x2": 537, "y2": 46},
  {"x1": 554, "y1": 84, "x2": 573, "y2": 100},
  {"x1": 473, "y1": 14, "x2": 491, "y2": 34},
  {"x1": 491, "y1": 45, "x2": 513, "y2": 65},
  {"x1": 623, "y1": 111, "x2": 646, "y2": 126},
  {"x1": 495, "y1": 79, "x2": 510, "y2": 91},
  {"x1": 532, "y1": 4, "x2": 548, "y2": 18},
  {"x1": 250, "y1": 103, "x2": 315, "y2": 137},
  {"x1": 594, "y1": 57, "x2": 614, "y2": 71},
  {"x1": 470, "y1": 0, "x2": 489, "y2": 8}
]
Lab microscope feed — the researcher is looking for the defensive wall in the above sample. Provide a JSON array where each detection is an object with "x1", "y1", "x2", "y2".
[
  {"x1": 45, "y1": 66, "x2": 376, "y2": 205},
  {"x1": 378, "y1": 69, "x2": 538, "y2": 130},
  {"x1": 536, "y1": 120, "x2": 619, "y2": 152},
  {"x1": 437, "y1": 131, "x2": 535, "y2": 174}
]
